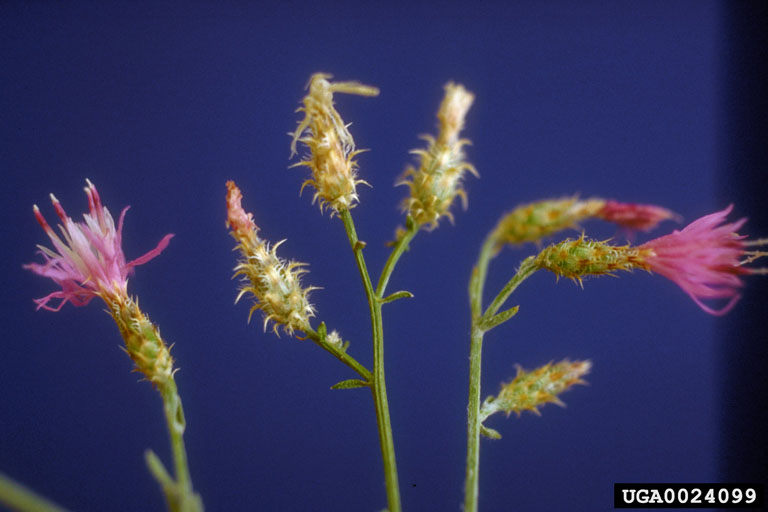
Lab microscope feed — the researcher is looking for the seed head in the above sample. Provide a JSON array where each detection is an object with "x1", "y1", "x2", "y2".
[
  {"x1": 398, "y1": 82, "x2": 477, "y2": 229},
  {"x1": 290, "y1": 73, "x2": 379, "y2": 215}
]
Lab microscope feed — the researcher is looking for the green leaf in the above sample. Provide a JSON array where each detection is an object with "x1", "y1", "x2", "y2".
[
  {"x1": 330, "y1": 379, "x2": 370, "y2": 390},
  {"x1": 480, "y1": 425, "x2": 502, "y2": 440},
  {"x1": 380, "y1": 290, "x2": 414, "y2": 304},
  {"x1": 317, "y1": 321, "x2": 327, "y2": 340},
  {"x1": 480, "y1": 305, "x2": 520, "y2": 331}
]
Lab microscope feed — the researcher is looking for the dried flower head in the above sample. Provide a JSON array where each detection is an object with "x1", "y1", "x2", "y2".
[
  {"x1": 492, "y1": 197, "x2": 676, "y2": 250},
  {"x1": 481, "y1": 360, "x2": 591, "y2": 419},
  {"x1": 398, "y1": 82, "x2": 478, "y2": 229},
  {"x1": 290, "y1": 73, "x2": 379, "y2": 215},
  {"x1": 24, "y1": 179, "x2": 173, "y2": 310},
  {"x1": 226, "y1": 181, "x2": 316, "y2": 335}
]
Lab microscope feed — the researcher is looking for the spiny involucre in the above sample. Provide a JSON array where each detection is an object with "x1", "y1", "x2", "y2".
[
  {"x1": 290, "y1": 73, "x2": 379, "y2": 215},
  {"x1": 481, "y1": 360, "x2": 591, "y2": 419},
  {"x1": 226, "y1": 181, "x2": 316, "y2": 335},
  {"x1": 398, "y1": 82, "x2": 478, "y2": 229},
  {"x1": 109, "y1": 294, "x2": 175, "y2": 387}
]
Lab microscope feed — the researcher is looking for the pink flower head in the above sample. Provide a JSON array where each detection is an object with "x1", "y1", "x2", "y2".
[
  {"x1": 597, "y1": 200, "x2": 679, "y2": 232},
  {"x1": 24, "y1": 180, "x2": 174, "y2": 311},
  {"x1": 639, "y1": 205, "x2": 766, "y2": 315}
]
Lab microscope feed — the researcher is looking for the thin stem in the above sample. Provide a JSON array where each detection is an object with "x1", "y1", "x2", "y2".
[
  {"x1": 160, "y1": 378, "x2": 202, "y2": 512},
  {"x1": 464, "y1": 323, "x2": 485, "y2": 512},
  {"x1": 304, "y1": 326, "x2": 373, "y2": 382},
  {"x1": 464, "y1": 231, "x2": 497, "y2": 512},
  {"x1": 340, "y1": 209, "x2": 401, "y2": 512},
  {"x1": 470, "y1": 232, "x2": 499, "y2": 320},
  {"x1": 376, "y1": 217, "x2": 420, "y2": 297},
  {"x1": 0, "y1": 473, "x2": 69, "y2": 512},
  {"x1": 482, "y1": 256, "x2": 537, "y2": 321},
  {"x1": 464, "y1": 232, "x2": 538, "y2": 512}
]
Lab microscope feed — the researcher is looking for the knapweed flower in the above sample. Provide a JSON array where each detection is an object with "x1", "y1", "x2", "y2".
[
  {"x1": 638, "y1": 205, "x2": 767, "y2": 315},
  {"x1": 24, "y1": 179, "x2": 173, "y2": 310},
  {"x1": 290, "y1": 73, "x2": 379, "y2": 215},
  {"x1": 491, "y1": 197, "x2": 676, "y2": 250},
  {"x1": 481, "y1": 360, "x2": 591, "y2": 419},
  {"x1": 25, "y1": 180, "x2": 176, "y2": 385},
  {"x1": 535, "y1": 205, "x2": 767, "y2": 315},
  {"x1": 226, "y1": 180, "x2": 316, "y2": 335},
  {"x1": 398, "y1": 82, "x2": 478, "y2": 229}
]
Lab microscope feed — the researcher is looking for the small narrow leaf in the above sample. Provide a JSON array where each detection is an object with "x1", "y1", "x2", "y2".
[
  {"x1": 330, "y1": 379, "x2": 370, "y2": 390},
  {"x1": 480, "y1": 425, "x2": 502, "y2": 439},
  {"x1": 145, "y1": 449, "x2": 174, "y2": 489},
  {"x1": 380, "y1": 290, "x2": 414, "y2": 304},
  {"x1": 480, "y1": 305, "x2": 520, "y2": 330},
  {"x1": 317, "y1": 321, "x2": 327, "y2": 339}
]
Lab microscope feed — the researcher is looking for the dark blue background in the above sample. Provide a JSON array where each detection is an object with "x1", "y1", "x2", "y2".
[{"x1": 1, "y1": 2, "x2": 765, "y2": 511}]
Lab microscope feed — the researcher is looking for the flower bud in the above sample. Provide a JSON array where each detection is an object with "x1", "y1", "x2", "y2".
[{"x1": 482, "y1": 360, "x2": 591, "y2": 418}]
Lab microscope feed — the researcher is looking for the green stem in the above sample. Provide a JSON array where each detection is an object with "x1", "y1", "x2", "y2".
[
  {"x1": 464, "y1": 231, "x2": 496, "y2": 512},
  {"x1": 376, "y1": 217, "x2": 420, "y2": 296},
  {"x1": 304, "y1": 327, "x2": 373, "y2": 382},
  {"x1": 464, "y1": 323, "x2": 485, "y2": 512},
  {"x1": 0, "y1": 473, "x2": 69, "y2": 512},
  {"x1": 340, "y1": 209, "x2": 401, "y2": 512},
  {"x1": 464, "y1": 233, "x2": 538, "y2": 512},
  {"x1": 470, "y1": 232, "x2": 498, "y2": 320},
  {"x1": 159, "y1": 378, "x2": 202, "y2": 512},
  {"x1": 482, "y1": 256, "x2": 537, "y2": 320}
]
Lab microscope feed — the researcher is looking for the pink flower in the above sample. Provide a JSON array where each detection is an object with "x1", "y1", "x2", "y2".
[
  {"x1": 24, "y1": 180, "x2": 173, "y2": 311},
  {"x1": 639, "y1": 205, "x2": 765, "y2": 315},
  {"x1": 597, "y1": 200, "x2": 679, "y2": 232}
]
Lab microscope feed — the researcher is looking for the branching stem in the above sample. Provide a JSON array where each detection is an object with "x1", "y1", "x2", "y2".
[
  {"x1": 464, "y1": 231, "x2": 538, "y2": 512},
  {"x1": 340, "y1": 209, "x2": 402, "y2": 512},
  {"x1": 304, "y1": 326, "x2": 373, "y2": 382}
]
